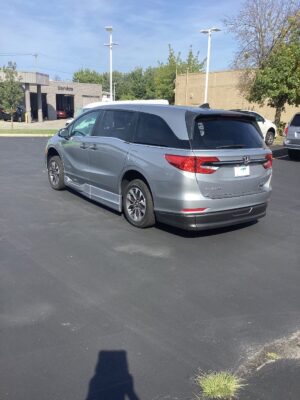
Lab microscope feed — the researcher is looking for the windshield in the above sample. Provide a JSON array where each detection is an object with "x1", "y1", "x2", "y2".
[{"x1": 190, "y1": 116, "x2": 264, "y2": 149}]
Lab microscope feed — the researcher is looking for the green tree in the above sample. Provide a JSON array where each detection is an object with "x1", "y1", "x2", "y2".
[
  {"x1": 72, "y1": 45, "x2": 204, "y2": 104},
  {"x1": 0, "y1": 62, "x2": 23, "y2": 129},
  {"x1": 144, "y1": 67, "x2": 156, "y2": 99},
  {"x1": 248, "y1": 14, "x2": 300, "y2": 125},
  {"x1": 73, "y1": 68, "x2": 103, "y2": 84},
  {"x1": 154, "y1": 45, "x2": 204, "y2": 103}
]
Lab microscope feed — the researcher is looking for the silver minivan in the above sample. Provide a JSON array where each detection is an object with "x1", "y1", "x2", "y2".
[
  {"x1": 45, "y1": 105, "x2": 272, "y2": 230},
  {"x1": 284, "y1": 113, "x2": 300, "y2": 159}
]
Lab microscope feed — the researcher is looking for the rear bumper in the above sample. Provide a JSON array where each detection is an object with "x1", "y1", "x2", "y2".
[
  {"x1": 284, "y1": 140, "x2": 300, "y2": 150},
  {"x1": 155, "y1": 203, "x2": 267, "y2": 231}
]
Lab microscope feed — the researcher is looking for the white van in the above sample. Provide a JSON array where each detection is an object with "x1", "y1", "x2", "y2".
[{"x1": 65, "y1": 99, "x2": 169, "y2": 126}]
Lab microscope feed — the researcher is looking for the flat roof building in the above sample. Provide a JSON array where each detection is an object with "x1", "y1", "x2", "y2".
[
  {"x1": 175, "y1": 70, "x2": 299, "y2": 123},
  {"x1": 0, "y1": 70, "x2": 102, "y2": 122}
]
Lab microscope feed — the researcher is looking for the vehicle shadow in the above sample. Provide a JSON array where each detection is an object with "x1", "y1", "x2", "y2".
[
  {"x1": 66, "y1": 187, "x2": 121, "y2": 217},
  {"x1": 67, "y1": 187, "x2": 258, "y2": 238},
  {"x1": 85, "y1": 350, "x2": 140, "y2": 400}
]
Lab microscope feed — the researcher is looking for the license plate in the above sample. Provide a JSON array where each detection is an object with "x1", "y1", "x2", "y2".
[{"x1": 234, "y1": 165, "x2": 250, "y2": 177}]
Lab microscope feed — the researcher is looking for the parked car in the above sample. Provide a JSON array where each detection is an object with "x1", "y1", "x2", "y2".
[
  {"x1": 57, "y1": 110, "x2": 67, "y2": 119},
  {"x1": 0, "y1": 106, "x2": 24, "y2": 122},
  {"x1": 230, "y1": 110, "x2": 277, "y2": 146},
  {"x1": 45, "y1": 105, "x2": 272, "y2": 231},
  {"x1": 284, "y1": 112, "x2": 300, "y2": 159}
]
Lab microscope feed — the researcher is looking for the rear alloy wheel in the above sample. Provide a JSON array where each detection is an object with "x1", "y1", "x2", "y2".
[
  {"x1": 265, "y1": 130, "x2": 275, "y2": 146},
  {"x1": 48, "y1": 155, "x2": 65, "y2": 190},
  {"x1": 123, "y1": 179, "x2": 155, "y2": 228}
]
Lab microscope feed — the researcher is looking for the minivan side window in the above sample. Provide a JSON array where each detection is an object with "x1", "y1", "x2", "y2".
[
  {"x1": 70, "y1": 111, "x2": 99, "y2": 137},
  {"x1": 95, "y1": 110, "x2": 136, "y2": 141},
  {"x1": 134, "y1": 112, "x2": 190, "y2": 148}
]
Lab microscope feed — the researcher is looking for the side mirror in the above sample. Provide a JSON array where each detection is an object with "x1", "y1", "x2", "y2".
[{"x1": 58, "y1": 128, "x2": 69, "y2": 139}]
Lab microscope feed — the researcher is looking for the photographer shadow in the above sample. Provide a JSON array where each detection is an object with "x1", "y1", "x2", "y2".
[{"x1": 86, "y1": 350, "x2": 140, "y2": 400}]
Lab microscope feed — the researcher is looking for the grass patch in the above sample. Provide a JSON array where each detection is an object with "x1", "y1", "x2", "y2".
[
  {"x1": 265, "y1": 352, "x2": 281, "y2": 361},
  {"x1": 0, "y1": 129, "x2": 56, "y2": 136},
  {"x1": 195, "y1": 371, "x2": 244, "y2": 399},
  {"x1": 273, "y1": 135, "x2": 283, "y2": 145}
]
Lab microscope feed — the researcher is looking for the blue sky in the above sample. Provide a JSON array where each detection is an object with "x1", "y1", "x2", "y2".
[{"x1": 0, "y1": 0, "x2": 241, "y2": 80}]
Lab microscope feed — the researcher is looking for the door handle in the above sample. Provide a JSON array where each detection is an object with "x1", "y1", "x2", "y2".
[
  {"x1": 80, "y1": 143, "x2": 87, "y2": 149},
  {"x1": 90, "y1": 144, "x2": 98, "y2": 150}
]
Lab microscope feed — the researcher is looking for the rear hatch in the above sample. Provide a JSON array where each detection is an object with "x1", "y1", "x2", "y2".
[
  {"x1": 287, "y1": 113, "x2": 300, "y2": 144},
  {"x1": 186, "y1": 112, "x2": 272, "y2": 199}
]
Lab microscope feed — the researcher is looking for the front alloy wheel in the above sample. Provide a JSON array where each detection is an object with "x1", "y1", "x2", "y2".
[{"x1": 48, "y1": 155, "x2": 65, "y2": 190}]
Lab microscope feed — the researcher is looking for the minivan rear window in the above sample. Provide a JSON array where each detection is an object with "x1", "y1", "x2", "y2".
[
  {"x1": 291, "y1": 114, "x2": 300, "y2": 126},
  {"x1": 190, "y1": 116, "x2": 264, "y2": 149}
]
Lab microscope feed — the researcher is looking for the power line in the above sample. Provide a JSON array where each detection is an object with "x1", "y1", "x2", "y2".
[{"x1": 0, "y1": 53, "x2": 38, "y2": 57}]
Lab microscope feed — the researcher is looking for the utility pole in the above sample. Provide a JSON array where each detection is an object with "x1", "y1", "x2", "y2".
[
  {"x1": 104, "y1": 26, "x2": 118, "y2": 101},
  {"x1": 113, "y1": 82, "x2": 117, "y2": 101},
  {"x1": 200, "y1": 28, "x2": 221, "y2": 103}
]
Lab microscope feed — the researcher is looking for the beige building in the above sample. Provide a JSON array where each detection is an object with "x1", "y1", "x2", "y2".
[
  {"x1": 175, "y1": 70, "x2": 299, "y2": 124},
  {"x1": 0, "y1": 71, "x2": 102, "y2": 122}
]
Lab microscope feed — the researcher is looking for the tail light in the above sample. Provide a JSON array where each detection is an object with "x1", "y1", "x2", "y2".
[
  {"x1": 263, "y1": 153, "x2": 273, "y2": 169},
  {"x1": 165, "y1": 155, "x2": 219, "y2": 174},
  {"x1": 284, "y1": 125, "x2": 289, "y2": 136}
]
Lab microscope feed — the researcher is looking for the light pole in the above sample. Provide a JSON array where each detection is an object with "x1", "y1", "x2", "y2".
[
  {"x1": 113, "y1": 82, "x2": 117, "y2": 101},
  {"x1": 104, "y1": 26, "x2": 118, "y2": 101},
  {"x1": 200, "y1": 27, "x2": 221, "y2": 104}
]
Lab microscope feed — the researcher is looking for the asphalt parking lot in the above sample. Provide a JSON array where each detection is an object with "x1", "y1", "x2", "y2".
[{"x1": 0, "y1": 138, "x2": 299, "y2": 400}]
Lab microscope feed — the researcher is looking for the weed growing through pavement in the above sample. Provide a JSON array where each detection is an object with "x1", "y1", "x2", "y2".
[
  {"x1": 195, "y1": 371, "x2": 244, "y2": 399},
  {"x1": 265, "y1": 352, "x2": 281, "y2": 361}
]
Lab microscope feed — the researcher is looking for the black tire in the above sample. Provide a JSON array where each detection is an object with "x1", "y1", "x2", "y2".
[
  {"x1": 47, "y1": 155, "x2": 65, "y2": 190},
  {"x1": 265, "y1": 130, "x2": 275, "y2": 146},
  {"x1": 288, "y1": 149, "x2": 300, "y2": 160},
  {"x1": 123, "y1": 179, "x2": 155, "y2": 228}
]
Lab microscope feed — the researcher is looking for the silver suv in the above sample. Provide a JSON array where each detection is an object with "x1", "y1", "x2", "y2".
[
  {"x1": 284, "y1": 113, "x2": 300, "y2": 159},
  {"x1": 45, "y1": 105, "x2": 272, "y2": 231}
]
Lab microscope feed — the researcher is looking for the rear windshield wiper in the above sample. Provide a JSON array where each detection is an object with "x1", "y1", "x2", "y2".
[{"x1": 216, "y1": 144, "x2": 246, "y2": 149}]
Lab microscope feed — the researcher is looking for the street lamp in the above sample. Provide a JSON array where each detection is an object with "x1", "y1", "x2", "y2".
[
  {"x1": 200, "y1": 27, "x2": 221, "y2": 104},
  {"x1": 104, "y1": 26, "x2": 118, "y2": 101},
  {"x1": 113, "y1": 82, "x2": 117, "y2": 101}
]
